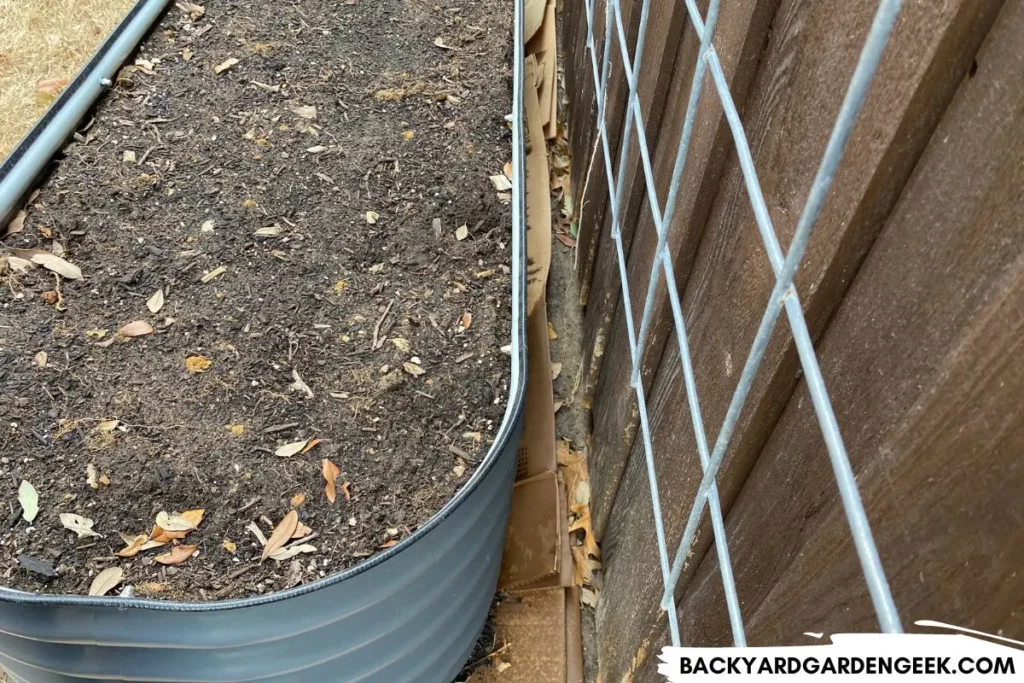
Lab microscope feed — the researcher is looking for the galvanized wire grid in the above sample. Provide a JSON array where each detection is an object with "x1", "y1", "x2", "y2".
[{"x1": 580, "y1": 0, "x2": 905, "y2": 647}]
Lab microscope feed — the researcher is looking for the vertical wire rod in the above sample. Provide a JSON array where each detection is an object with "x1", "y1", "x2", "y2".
[{"x1": 658, "y1": 0, "x2": 904, "y2": 636}]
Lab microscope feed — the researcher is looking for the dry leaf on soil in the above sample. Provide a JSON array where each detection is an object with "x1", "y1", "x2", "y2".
[
  {"x1": 433, "y1": 37, "x2": 457, "y2": 50},
  {"x1": 402, "y1": 362, "x2": 425, "y2": 377},
  {"x1": 155, "y1": 510, "x2": 198, "y2": 531},
  {"x1": 290, "y1": 492, "x2": 306, "y2": 507},
  {"x1": 292, "y1": 521, "x2": 313, "y2": 539},
  {"x1": 454, "y1": 224, "x2": 469, "y2": 241},
  {"x1": 201, "y1": 265, "x2": 226, "y2": 283},
  {"x1": 4, "y1": 210, "x2": 26, "y2": 236},
  {"x1": 214, "y1": 57, "x2": 239, "y2": 74},
  {"x1": 222, "y1": 539, "x2": 237, "y2": 554},
  {"x1": 155, "y1": 544, "x2": 198, "y2": 565},
  {"x1": 340, "y1": 480, "x2": 351, "y2": 501},
  {"x1": 119, "y1": 320, "x2": 154, "y2": 337},
  {"x1": 88, "y1": 567, "x2": 124, "y2": 596},
  {"x1": 275, "y1": 440, "x2": 309, "y2": 458},
  {"x1": 489, "y1": 174, "x2": 513, "y2": 191},
  {"x1": 269, "y1": 543, "x2": 317, "y2": 561},
  {"x1": 34, "y1": 351, "x2": 47, "y2": 368},
  {"x1": 291, "y1": 104, "x2": 317, "y2": 119},
  {"x1": 117, "y1": 534, "x2": 149, "y2": 558},
  {"x1": 18, "y1": 480, "x2": 38, "y2": 523},
  {"x1": 59, "y1": 513, "x2": 102, "y2": 539},
  {"x1": 323, "y1": 458, "x2": 341, "y2": 504},
  {"x1": 185, "y1": 356, "x2": 212, "y2": 374},
  {"x1": 147, "y1": 289, "x2": 165, "y2": 313},
  {"x1": 10, "y1": 249, "x2": 82, "y2": 280},
  {"x1": 365, "y1": 211, "x2": 379, "y2": 224},
  {"x1": 262, "y1": 510, "x2": 298, "y2": 561}
]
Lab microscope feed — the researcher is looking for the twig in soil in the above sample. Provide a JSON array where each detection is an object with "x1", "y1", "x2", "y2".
[
  {"x1": 448, "y1": 444, "x2": 480, "y2": 464},
  {"x1": 372, "y1": 298, "x2": 395, "y2": 350},
  {"x1": 264, "y1": 422, "x2": 300, "y2": 434},
  {"x1": 230, "y1": 497, "x2": 261, "y2": 514}
]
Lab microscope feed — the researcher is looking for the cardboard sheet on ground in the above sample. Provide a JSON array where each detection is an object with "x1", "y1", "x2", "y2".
[{"x1": 466, "y1": 589, "x2": 567, "y2": 683}]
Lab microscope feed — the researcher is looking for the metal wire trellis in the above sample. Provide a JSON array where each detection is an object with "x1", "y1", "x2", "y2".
[{"x1": 579, "y1": 0, "x2": 905, "y2": 648}]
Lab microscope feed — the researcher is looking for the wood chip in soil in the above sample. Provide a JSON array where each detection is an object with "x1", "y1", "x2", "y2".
[{"x1": 0, "y1": 0, "x2": 512, "y2": 601}]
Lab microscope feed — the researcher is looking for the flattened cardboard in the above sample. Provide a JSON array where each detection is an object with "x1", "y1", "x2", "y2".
[
  {"x1": 500, "y1": 472, "x2": 560, "y2": 589},
  {"x1": 518, "y1": 305, "x2": 557, "y2": 479},
  {"x1": 566, "y1": 587, "x2": 584, "y2": 683},
  {"x1": 524, "y1": 56, "x2": 551, "y2": 318},
  {"x1": 466, "y1": 589, "x2": 566, "y2": 683}
]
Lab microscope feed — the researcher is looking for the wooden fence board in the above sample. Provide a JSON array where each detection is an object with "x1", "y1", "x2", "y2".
[
  {"x1": 576, "y1": 0, "x2": 695, "y2": 412},
  {"x1": 592, "y1": 0, "x2": 1003, "y2": 679},
  {"x1": 586, "y1": 0, "x2": 779, "y2": 538},
  {"x1": 565, "y1": 0, "x2": 602, "y2": 251},
  {"x1": 675, "y1": 2, "x2": 1024, "y2": 645}
]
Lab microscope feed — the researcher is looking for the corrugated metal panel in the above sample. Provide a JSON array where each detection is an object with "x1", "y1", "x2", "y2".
[{"x1": 0, "y1": 0, "x2": 527, "y2": 678}]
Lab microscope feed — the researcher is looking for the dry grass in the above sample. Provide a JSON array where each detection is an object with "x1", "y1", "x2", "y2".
[{"x1": 0, "y1": 0, "x2": 136, "y2": 160}]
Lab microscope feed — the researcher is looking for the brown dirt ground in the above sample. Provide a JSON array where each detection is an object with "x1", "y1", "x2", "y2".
[{"x1": 0, "y1": 0, "x2": 512, "y2": 601}]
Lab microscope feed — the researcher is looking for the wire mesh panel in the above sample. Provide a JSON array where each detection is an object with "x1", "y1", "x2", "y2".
[{"x1": 578, "y1": 0, "x2": 905, "y2": 648}]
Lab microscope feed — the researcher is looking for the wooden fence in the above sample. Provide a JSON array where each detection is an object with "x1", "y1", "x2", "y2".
[{"x1": 561, "y1": 0, "x2": 1024, "y2": 680}]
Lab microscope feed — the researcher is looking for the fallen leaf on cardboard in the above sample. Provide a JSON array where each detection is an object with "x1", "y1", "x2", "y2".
[
  {"x1": 269, "y1": 543, "x2": 316, "y2": 561},
  {"x1": 18, "y1": 480, "x2": 39, "y2": 523},
  {"x1": 365, "y1": 211, "x2": 379, "y2": 224},
  {"x1": 222, "y1": 539, "x2": 237, "y2": 554},
  {"x1": 155, "y1": 544, "x2": 197, "y2": 565},
  {"x1": 201, "y1": 265, "x2": 226, "y2": 283},
  {"x1": 262, "y1": 510, "x2": 298, "y2": 561},
  {"x1": 185, "y1": 355, "x2": 212, "y2": 373},
  {"x1": 117, "y1": 534, "x2": 149, "y2": 557},
  {"x1": 489, "y1": 174, "x2": 512, "y2": 191},
  {"x1": 119, "y1": 320, "x2": 153, "y2": 337},
  {"x1": 88, "y1": 567, "x2": 123, "y2": 596},
  {"x1": 214, "y1": 57, "x2": 239, "y2": 74},
  {"x1": 291, "y1": 104, "x2": 317, "y2": 119},
  {"x1": 403, "y1": 362, "x2": 425, "y2": 377},
  {"x1": 155, "y1": 511, "x2": 197, "y2": 532},
  {"x1": 59, "y1": 513, "x2": 102, "y2": 539},
  {"x1": 146, "y1": 289, "x2": 165, "y2": 313},
  {"x1": 454, "y1": 224, "x2": 469, "y2": 241},
  {"x1": 275, "y1": 440, "x2": 309, "y2": 457},
  {"x1": 323, "y1": 458, "x2": 340, "y2": 504}
]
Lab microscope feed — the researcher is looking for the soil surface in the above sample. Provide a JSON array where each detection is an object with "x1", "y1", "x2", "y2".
[{"x1": 0, "y1": 0, "x2": 512, "y2": 600}]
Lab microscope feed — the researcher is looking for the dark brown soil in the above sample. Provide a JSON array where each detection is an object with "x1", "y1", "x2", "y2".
[{"x1": 0, "y1": 0, "x2": 512, "y2": 600}]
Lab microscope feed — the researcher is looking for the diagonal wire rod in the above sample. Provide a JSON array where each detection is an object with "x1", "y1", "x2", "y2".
[{"x1": 657, "y1": 0, "x2": 904, "y2": 635}]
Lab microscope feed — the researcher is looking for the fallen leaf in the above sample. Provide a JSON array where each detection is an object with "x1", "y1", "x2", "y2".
[
  {"x1": 433, "y1": 37, "x2": 457, "y2": 50},
  {"x1": 99, "y1": 474, "x2": 111, "y2": 486},
  {"x1": 262, "y1": 510, "x2": 298, "y2": 561},
  {"x1": 137, "y1": 583, "x2": 166, "y2": 595},
  {"x1": 459, "y1": 312, "x2": 472, "y2": 330},
  {"x1": 290, "y1": 492, "x2": 306, "y2": 507},
  {"x1": 155, "y1": 544, "x2": 197, "y2": 565},
  {"x1": 88, "y1": 567, "x2": 123, "y2": 596},
  {"x1": 18, "y1": 480, "x2": 39, "y2": 523},
  {"x1": 365, "y1": 211, "x2": 379, "y2": 224},
  {"x1": 119, "y1": 320, "x2": 154, "y2": 337},
  {"x1": 551, "y1": 362, "x2": 563, "y2": 381},
  {"x1": 34, "y1": 351, "x2": 47, "y2": 368},
  {"x1": 391, "y1": 337, "x2": 410, "y2": 352},
  {"x1": 117, "y1": 534, "x2": 148, "y2": 557},
  {"x1": 306, "y1": 145, "x2": 328, "y2": 153},
  {"x1": 301, "y1": 439, "x2": 322, "y2": 454},
  {"x1": 11, "y1": 249, "x2": 82, "y2": 279},
  {"x1": 246, "y1": 521, "x2": 269, "y2": 546},
  {"x1": 226, "y1": 424, "x2": 245, "y2": 435},
  {"x1": 214, "y1": 57, "x2": 239, "y2": 74},
  {"x1": 548, "y1": 322, "x2": 558, "y2": 340},
  {"x1": 581, "y1": 587, "x2": 600, "y2": 608},
  {"x1": 180, "y1": 509, "x2": 205, "y2": 528},
  {"x1": 86, "y1": 329, "x2": 108, "y2": 340},
  {"x1": 503, "y1": 161, "x2": 513, "y2": 179},
  {"x1": 489, "y1": 174, "x2": 513, "y2": 191},
  {"x1": 402, "y1": 130, "x2": 415, "y2": 141},
  {"x1": 41, "y1": 290, "x2": 59, "y2": 305},
  {"x1": 149, "y1": 522, "x2": 188, "y2": 544},
  {"x1": 275, "y1": 440, "x2": 309, "y2": 457},
  {"x1": 323, "y1": 458, "x2": 340, "y2": 504},
  {"x1": 496, "y1": 661, "x2": 512, "y2": 673},
  {"x1": 455, "y1": 224, "x2": 469, "y2": 241},
  {"x1": 269, "y1": 543, "x2": 316, "y2": 561},
  {"x1": 176, "y1": 1, "x2": 205, "y2": 19},
  {"x1": 289, "y1": 368, "x2": 314, "y2": 399},
  {"x1": 59, "y1": 513, "x2": 102, "y2": 539},
  {"x1": 185, "y1": 355, "x2": 212, "y2": 373},
  {"x1": 453, "y1": 464, "x2": 466, "y2": 478},
  {"x1": 182, "y1": 47, "x2": 194, "y2": 61},
  {"x1": 222, "y1": 539, "x2": 237, "y2": 554},
  {"x1": 5, "y1": 210, "x2": 26, "y2": 236},
  {"x1": 97, "y1": 420, "x2": 119, "y2": 433},
  {"x1": 291, "y1": 104, "x2": 317, "y2": 119},
  {"x1": 341, "y1": 481, "x2": 351, "y2": 501},
  {"x1": 380, "y1": 540, "x2": 398, "y2": 549},
  {"x1": 403, "y1": 362, "x2": 425, "y2": 377},
  {"x1": 292, "y1": 521, "x2": 312, "y2": 538},
  {"x1": 87, "y1": 464, "x2": 99, "y2": 490},
  {"x1": 146, "y1": 288, "x2": 165, "y2": 313},
  {"x1": 155, "y1": 511, "x2": 197, "y2": 532},
  {"x1": 123, "y1": 150, "x2": 137, "y2": 164},
  {"x1": 333, "y1": 279, "x2": 348, "y2": 294},
  {"x1": 201, "y1": 265, "x2": 226, "y2": 283}
]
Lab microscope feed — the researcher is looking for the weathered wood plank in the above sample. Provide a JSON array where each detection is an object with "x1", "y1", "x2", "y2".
[
  {"x1": 677, "y1": 1, "x2": 1024, "y2": 645},
  {"x1": 576, "y1": 0, "x2": 698, "y2": 415},
  {"x1": 565, "y1": 0, "x2": 602, "y2": 249},
  {"x1": 586, "y1": 0, "x2": 779, "y2": 538},
  {"x1": 594, "y1": 0, "x2": 1003, "y2": 679},
  {"x1": 573, "y1": 0, "x2": 643, "y2": 302}
]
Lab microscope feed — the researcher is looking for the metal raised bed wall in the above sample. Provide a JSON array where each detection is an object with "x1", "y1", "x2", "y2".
[{"x1": 0, "y1": 0, "x2": 527, "y2": 679}]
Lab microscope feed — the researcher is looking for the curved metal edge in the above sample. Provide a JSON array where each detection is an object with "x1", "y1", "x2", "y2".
[
  {"x1": 0, "y1": 0, "x2": 527, "y2": 615},
  {"x1": 0, "y1": 0, "x2": 173, "y2": 226}
]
